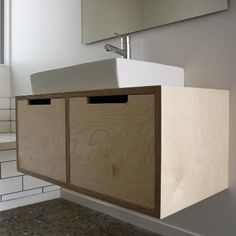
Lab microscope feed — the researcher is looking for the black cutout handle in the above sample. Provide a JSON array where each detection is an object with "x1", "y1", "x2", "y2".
[
  {"x1": 87, "y1": 95, "x2": 128, "y2": 104},
  {"x1": 28, "y1": 98, "x2": 51, "y2": 105}
]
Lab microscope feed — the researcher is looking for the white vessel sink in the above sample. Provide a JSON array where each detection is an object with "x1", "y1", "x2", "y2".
[{"x1": 31, "y1": 58, "x2": 184, "y2": 94}]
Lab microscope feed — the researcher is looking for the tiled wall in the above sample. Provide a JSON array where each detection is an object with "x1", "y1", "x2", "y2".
[
  {"x1": 0, "y1": 98, "x2": 11, "y2": 133},
  {"x1": 0, "y1": 66, "x2": 60, "y2": 211},
  {"x1": 0, "y1": 66, "x2": 11, "y2": 133},
  {"x1": 0, "y1": 96, "x2": 17, "y2": 133},
  {"x1": 0, "y1": 149, "x2": 60, "y2": 211}
]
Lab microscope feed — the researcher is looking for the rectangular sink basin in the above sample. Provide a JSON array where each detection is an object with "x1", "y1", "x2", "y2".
[{"x1": 31, "y1": 58, "x2": 184, "y2": 94}]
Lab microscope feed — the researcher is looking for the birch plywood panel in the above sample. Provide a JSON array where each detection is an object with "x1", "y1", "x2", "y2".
[
  {"x1": 70, "y1": 94, "x2": 156, "y2": 210},
  {"x1": 17, "y1": 99, "x2": 66, "y2": 183},
  {"x1": 16, "y1": 86, "x2": 229, "y2": 219},
  {"x1": 161, "y1": 87, "x2": 229, "y2": 218}
]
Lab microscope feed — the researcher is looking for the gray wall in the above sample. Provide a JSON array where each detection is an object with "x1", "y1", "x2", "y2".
[
  {"x1": 131, "y1": 2, "x2": 236, "y2": 235},
  {"x1": 10, "y1": 0, "x2": 236, "y2": 235}
]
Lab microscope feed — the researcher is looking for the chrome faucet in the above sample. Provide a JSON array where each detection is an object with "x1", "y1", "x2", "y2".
[{"x1": 104, "y1": 33, "x2": 131, "y2": 59}]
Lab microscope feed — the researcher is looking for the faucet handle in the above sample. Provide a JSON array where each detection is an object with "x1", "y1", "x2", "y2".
[
  {"x1": 114, "y1": 32, "x2": 129, "y2": 39},
  {"x1": 114, "y1": 32, "x2": 122, "y2": 38}
]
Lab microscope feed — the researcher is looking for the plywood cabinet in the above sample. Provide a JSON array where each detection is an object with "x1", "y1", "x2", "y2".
[{"x1": 16, "y1": 86, "x2": 229, "y2": 218}]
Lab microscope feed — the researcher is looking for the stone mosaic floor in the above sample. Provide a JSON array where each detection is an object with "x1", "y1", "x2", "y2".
[{"x1": 0, "y1": 198, "x2": 161, "y2": 236}]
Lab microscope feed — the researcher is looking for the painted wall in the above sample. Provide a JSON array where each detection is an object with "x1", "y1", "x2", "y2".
[
  {"x1": 10, "y1": 0, "x2": 236, "y2": 235},
  {"x1": 10, "y1": 0, "x2": 116, "y2": 95}
]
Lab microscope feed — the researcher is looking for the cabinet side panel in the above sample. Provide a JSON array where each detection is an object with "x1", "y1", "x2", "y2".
[
  {"x1": 161, "y1": 87, "x2": 229, "y2": 218},
  {"x1": 17, "y1": 99, "x2": 67, "y2": 183}
]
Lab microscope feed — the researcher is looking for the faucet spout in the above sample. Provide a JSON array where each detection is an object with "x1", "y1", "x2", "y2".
[
  {"x1": 104, "y1": 34, "x2": 131, "y2": 59},
  {"x1": 104, "y1": 44, "x2": 127, "y2": 58}
]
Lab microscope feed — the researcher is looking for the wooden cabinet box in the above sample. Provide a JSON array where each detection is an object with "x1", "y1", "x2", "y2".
[{"x1": 16, "y1": 86, "x2": 229, "y2": 218}]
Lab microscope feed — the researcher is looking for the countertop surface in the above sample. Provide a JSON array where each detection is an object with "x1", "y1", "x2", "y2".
[{"x1": 0, "y1": 133, "x2": 16, "y2": 151}]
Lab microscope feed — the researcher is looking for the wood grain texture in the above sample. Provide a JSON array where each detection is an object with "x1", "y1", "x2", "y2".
[
  {"x1": 17, "y1": 98, "x2": 67, "y2": 183},
  {"x1": 160, "y1": 87, "x2": 229, "y2": 218},
  {"x1": 16, "y1": 85, "x2": 229, "y2": 219},
  {"x1": 69, "y1": 94, "x2": 156, "y2": 209}
]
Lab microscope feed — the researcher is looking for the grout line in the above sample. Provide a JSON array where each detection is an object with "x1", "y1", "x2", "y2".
[
  {"x1": 2, "y1": 186, "x2": 47, "y2": 197},
  {"x1": 1, "y1": 190, "x2": 59, "y2": 203},
  {"x1": 0, "y1": 160, "x2": 17, "y2": 164},
  {"x1": 0, "y1": 131, "x2": 15, "y2": 133},
  {"x1": 0, "y1": 132, "x2": 16, "y2": 134},
  {"x1": 2, "y1": 191, "x2": 43, "y2": 202},
  {"x1": 0, "y1": 148, "x2": 16, "y2": 151},
  {"x1": 0, "y1": 174, "x2": 24, "y2": 180},
  {"x1": 0, "y1": 160, "x2": 16, "y2": 164},
  {"x1": 0, "y1": 175, "x2": 23, "y2": 181},
  {"x1": 22, "y1": 175, "x2": 24, "y2": 191}
]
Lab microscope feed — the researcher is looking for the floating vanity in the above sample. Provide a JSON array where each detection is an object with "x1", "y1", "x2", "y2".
[{"x1": 16, "y1": 85, "x2": 229, "y2": 219}]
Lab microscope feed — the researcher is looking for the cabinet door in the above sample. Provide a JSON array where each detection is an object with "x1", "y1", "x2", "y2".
[
  {"x1": 69, "y1": 94, "x2": 156, "y2": 210},
  {"x1": 17, "y1": 98, "x2": 66, "y2": 183}
]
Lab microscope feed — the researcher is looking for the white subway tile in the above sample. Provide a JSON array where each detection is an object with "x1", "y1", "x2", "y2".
[
  {"x1": 0, "y1": 177, "x2": 22, "y2": 195},
  {"x1": 2, "y1": 188, "x2": 42, "y2": 201},
  {"x1": 0, "y1": 110, "x2": 10, "y2": 121},
  {"x1": 10, "y1": 97, "x2": 16, "y2": 109},
  {"x1": 0, "y1": 121, "x2": 10, "y2": 133},
  {"x1": 0, "y1": 150, "x2": 16, "y2": 162},
  {"x1": 10, "y1": 121, "x2": 16, "y2": 133},
  {"x1": 23, "y1": 176, "x2": 51, "y2": 190},
  {"x1": 0, "y1": 98, "x2": 10, "y2": 109},
  {"x1": 1, "y1": 161, "x2": 22, "y2": 178},
  {"x1": 43, "y1": 185, "x2": 60, "y2": 192},
  {"x1": 10, "y1": 109, "x2": 15, "y2": 121}
]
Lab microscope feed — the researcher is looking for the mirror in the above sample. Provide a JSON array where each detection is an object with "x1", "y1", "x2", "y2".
[{"x1": 82, "y1": 0, "x2": 228, "y2": 44}]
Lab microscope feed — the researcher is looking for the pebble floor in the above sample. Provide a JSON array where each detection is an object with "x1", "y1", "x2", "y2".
[{"x1": 0, "y1": 198, "x2": 162, "y2": 236}]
